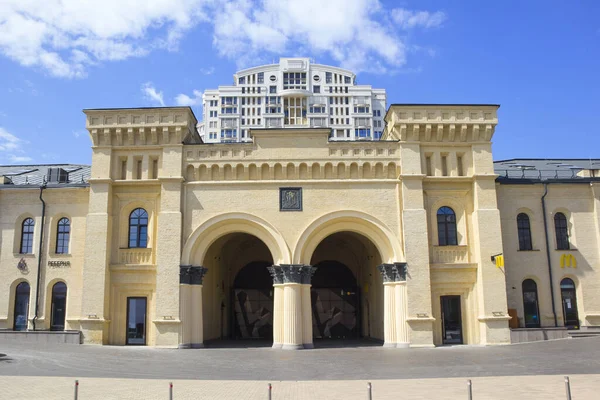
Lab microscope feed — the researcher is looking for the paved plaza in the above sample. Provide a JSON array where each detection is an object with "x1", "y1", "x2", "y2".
[{"x1": 1, "y1": 337, "x2": 600, "y2": 398}]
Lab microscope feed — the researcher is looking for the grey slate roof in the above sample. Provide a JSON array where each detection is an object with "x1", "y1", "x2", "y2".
[
  {"x1": 494, "y1": 159, "x2": 600, "y2": 182},
  {"x1": 0, "y1": 164, "x2": 90, "y2": 188}
]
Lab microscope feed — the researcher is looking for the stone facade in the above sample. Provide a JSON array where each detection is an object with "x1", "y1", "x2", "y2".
[{"x1": 1, "y1": 104, "x2": 597, "y2": 348}]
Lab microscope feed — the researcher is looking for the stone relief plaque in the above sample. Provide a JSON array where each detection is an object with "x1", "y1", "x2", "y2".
[{"x1": 280, "y1": 187, "x2": 302, "y2": 211}]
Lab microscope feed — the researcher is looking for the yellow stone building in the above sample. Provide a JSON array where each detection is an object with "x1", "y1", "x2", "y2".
[{"x1": 1, "y1": 104, "x2": 598, "y2": 348}]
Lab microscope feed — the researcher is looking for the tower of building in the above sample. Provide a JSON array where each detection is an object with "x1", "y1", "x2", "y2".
[{"x1": 201, "y1": 57, "x2": 386, "y2": 143}]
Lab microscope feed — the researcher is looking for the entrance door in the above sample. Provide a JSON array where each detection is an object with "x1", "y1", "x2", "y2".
[
  {"x1": 50, "y1": 282, "x2": 67, "y2": 331},
  {"x1": 441, "y1": 295, "x2": 463, "y2": 345},
  {"x1": 560, "y1": 278, "x2": 579, "y2": 329},
  {"x1": 13, "y1": 282, "x2": 30, "y2": 331},
  {"x1": 126, "y1": 297, "x2": 147, "y2": 345}
]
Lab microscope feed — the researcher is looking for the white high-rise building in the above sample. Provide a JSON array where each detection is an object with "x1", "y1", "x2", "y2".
[{"x1": 201, "y1": 57, "x2": 386, "y2": 143}]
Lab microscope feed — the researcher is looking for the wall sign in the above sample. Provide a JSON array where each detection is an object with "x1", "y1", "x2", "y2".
[
  {"x1": 280, "y1": 187, "x2": 302, "y2": 211},
  {"x1": 48, "y1": 260, "x2": 71, "y2": 268}
]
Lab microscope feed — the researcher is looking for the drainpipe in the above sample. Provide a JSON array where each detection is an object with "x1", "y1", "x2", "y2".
[
  {"x1": 541, "y1": 183, "x2": 558, "y2": 327},
  {"x1": 32, "y1": 184, "x2": 46, "y2": 331}
]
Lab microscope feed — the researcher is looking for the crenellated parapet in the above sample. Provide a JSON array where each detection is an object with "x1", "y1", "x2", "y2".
[
  {"x1": 84, "y1": 107, "x2": 201, "y2": 148},
  {"x1": 383, "y1": 104, "x2": 499, "y2": 143}
]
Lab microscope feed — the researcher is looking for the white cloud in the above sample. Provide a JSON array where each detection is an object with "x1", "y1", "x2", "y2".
[
  {"x1": 0, "y1": 0, "x2": 210, "y2": 78},
  {"x1": 142, "y1": 82, "x2": 165, "y2": 106},
  {"x1": 175, "y1": 90, "x2": 203, "y2": 106},
  {"x1": 391, "y1": 9, "x2": 447, "y2": 29},
  {"x1": 212, "y1": 0, "x2": 412, "y2": 73},
  {"x1": 0, "y1": 127, "x2": 31, "y2": 163},
  {"x1": 0, "y1": 0, "x2": 447, "y2": 77},
  {"x1": 200, "y1": 67, "x2": 215, "y2": 75}
]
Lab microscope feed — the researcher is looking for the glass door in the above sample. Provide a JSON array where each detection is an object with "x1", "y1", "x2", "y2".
[
  {"x1": 560, "y1": 279, "x2": 579, "y2": 329},
  {"x1": 441, "y1": 295, "x2": 463, "y2": 345},
  {"x1": 126, "y1": 297, "x2": 147, "y2": 345},
  {"x1": 13, "y1": 282, "x2": 30, "y2": 331},
  {"x1": 50, "y1": 282, "x2": 67, "y2": 331}
]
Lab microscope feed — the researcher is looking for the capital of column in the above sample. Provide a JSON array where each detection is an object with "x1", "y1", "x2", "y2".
[
  {"x1": 271, "y1": 264, "x2": 316, "y2": 284},
  {"x1": 180, "y1": 265, "x2": 208, "y2": 285},
  {"x1": 377, "y1": 262, "x2": 408, "y2": 283}
]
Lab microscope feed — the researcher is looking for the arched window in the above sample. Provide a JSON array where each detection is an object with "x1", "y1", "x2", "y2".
[
  {"x1": 20, "y1": 218, "x2": 35, "y2": 254},
  {"x1": 554, "y1": 212, "x2": 570, "y2": 250},
  {"x1": 128, "y1": 208, "x2": 148, "y2": 248},
  {"x1": 517, "y1": 213, "x2": 533, "y2": 251},
  {"x1": 13, "y1": 282, "x2": 30, "y2": 331},
  {"x1": 522, "y1": 279, "x2": 540, "y2": 328},
  {"x1": 56, "y1": 218, "x2": 70, "y2": 254},
  {"x1": 437, "y1": 206, "x2": 458, "y2": 246},
  {"x1": 51, "y1": 282, "x2": 67, "y2": 331}
]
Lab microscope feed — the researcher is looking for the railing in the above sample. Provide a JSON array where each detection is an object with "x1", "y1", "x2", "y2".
[
  {"x1": 309, "y1": 96, "x2": 327, "y2": 105},
  {"x1": 432, "y1": 245, "x2": 469, "y2": 264},
  {"x1": 221, "y1": 119, "x2": 238, "y2": 128},
  {"x1": 310, "y1": 118, "x2": 328, "y2": 128},
  {"x1": 354, "y1": 119, "x2": 371, "y2": 127},
  {"x1": 353, "y1": 96, "x2": 370, "y2": 105},
  {"x1": 266, "y1": 119, "x2": 282, "y2": 128},
  {"x1": 495, "y1": 169, "x2": 587, "y2": 180},
  {"x1": 118, "y1": 248, "x2": 153, "y2": 265}
]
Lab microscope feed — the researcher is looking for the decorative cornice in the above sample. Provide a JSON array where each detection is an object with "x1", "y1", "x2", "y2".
[
  {"x1": 180, "y1": 265, "x2": 208, "y2": 285},
  {"x1": 267, "y1": 265, "x2": 284, "y2": 285}
]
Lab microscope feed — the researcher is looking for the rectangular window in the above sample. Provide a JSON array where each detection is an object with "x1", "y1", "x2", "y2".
[
  {"x1": 441, "y1": 155, "x2": 448, "y2": 177},
  {"x1": 238, "y1": 76, "x2": 245, "y2": 84},
  {"x1": 355, "y1": 128, "x2": 371, "y2": 138},
  {"x1": 241, "y1": 87, "x2": 245, "y2": 94},
  {"x1": 270, "y1": 86, "x2": 276, "y2": 94},
  {"x1": 135, "y1": 159, "x2": 142, "y2": 179},
  {"x1": 345, "y1": 76, "x2": 351, "y2": 84},
  {"x1": 151, "y1": 159, "x2": 158, "y2": 179},
  {"x1": 221, "y1": 129, "x2": 237, "y2": 139},
  {"x1": 313, "y1": 85, "x2": 320, "y2": 93},
  {"x1": 457, "y1": 154, "x2": 464, "y2": 176},
  {"x1": 374, "y1": 131, "x2": 382, "y2": 140},
  {"x1": 121, "y1": 159, "x2": 127, "y2": 180},
  {"x1": 326, "y1": 72, "x2": 332, "y2": 83},
  {"x1": 426, "y1": 155, "x2": 433, "y2": 176},
  {"x1": 257, "y1": 72, "x2": 264, "y2": 83}
]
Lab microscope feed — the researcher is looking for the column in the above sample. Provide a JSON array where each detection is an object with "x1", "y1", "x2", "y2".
[
  {"x1": 282, "y1": 282, "x2": 303, "y2": 350},
  {"x1": 394, "y1": 263, "x2": 409, "y2": 348},
  {"x1": 378, "y1": 264, "x2": 397, "y2": 347},
  {"x1": 268, "y1": 266, "x2": 284, "y2": 349},
  {"x1": 178, "y1": 266, "x2": 192, "y2": 349},
  {"x1": 190, "y1": 266, "x2": 208, "y2": 348},
  {"x1": 300, "y1": 265, "x2": 316, "y2": 349}
]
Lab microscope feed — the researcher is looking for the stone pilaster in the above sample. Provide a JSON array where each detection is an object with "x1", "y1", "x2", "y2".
[
  {"x1": 378, "y1": 263, "x2": 409, "y2": 348},
  {"x1": 179, "y1": 266, "x2": 207, "y2": 349}
]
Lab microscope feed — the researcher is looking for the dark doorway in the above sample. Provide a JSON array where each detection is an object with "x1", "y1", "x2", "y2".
[
  {"x1": 311, "y1": 261, "x2": 359, "y2": 339},
  {"x1": 50, "y1": 282, "x2": 67, "y2": 331},
  {"x1": 13, "y1": 282, "x2": 30, "y2": 331},
  {"x1": 126, "y1": 297, "x2": 147, "y2": 345},
  {"x1": 441, "y1": 295, "x2": 463, "y2": 344},
  {"x1": 560, "y1": 278, "x2": 579, "y2": 329},
  {"x1": 522, "y1": 279, "x2": 540, "y2": 328},
  {"x1": 232, "y1": 261, "x2": 273, "y2": 340}
]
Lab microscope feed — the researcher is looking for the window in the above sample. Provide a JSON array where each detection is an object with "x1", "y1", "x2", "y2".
[
  {"x1": 313, "y1": 85, "x2": 320, "y2": 94},
  {"x1": 129, "y1": 208, "x2": 148, "y2": 248},
  {"x1": 269, "y1": 75, "x2": 276, "y2": 82},
  {"x1": 270, "y1": 86, "x2": 277, "y2": 94},
  {"x1": 437, "y1": 207, "x2": 458, "y2": 246},
  {"x1": 522, "y1": 279, "x2": 540, "y2": 328},
  {"x1": 355, "y1": 128, "x2": 371, "y2": 138},
  {"x1": 238, "y1": 76, "x2": 245, "y2": 84},
  {"x1": 554, "y1": 212, "x2": 570, "y2": 250},
  {"x1": 284, "y1": 97, "x2": 307, "y2": 125},
  {"x1": 326, "y1": 72, "x2": 332, "y2": 83},
  {"x1": 344, "y1": 76, "x2": 351, "y2": 84},
  {"x1": 517, "y1": 213, "x2": 533, "y2": 251},
  {"x1": 309, "y1": 106, "x2": 325, "y2": 114},
  {"x1": 20, "y1": 218, "x2": 34, "y2": 254},
  {"x1": 221, "y1": 129, "x2": 237, "y2": 139},
  {"x1": 257, "y1": 72, "x2": 264, "y2": 84},
  {"x1": 374, "y1": 131, "x2": 382, "y2": 140},
  {"x1": 13, "y1": 282, "x2": 30, "y2": 331},
  {"x1": 56, "y1": 218, "x2": 70, "y2": 254}
]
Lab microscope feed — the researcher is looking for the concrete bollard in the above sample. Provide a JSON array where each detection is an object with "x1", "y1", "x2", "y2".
[
  {"x1": 268, "y1": 383, "x2": 272, "y2": 400},
  {"x1": 467, "y1": 379, "x2": 472, "y2": 400},
  {"x1": 74, "y1": 380, "x2": 79, "y2": 400},
  {"x1": 169, "y1": 382, "x2": 173, "y2": 400},
  {"x1": 564, "y1": 376, "x2": 572, "y2": 400},
  {"x1": 367, "y1": 382, "x2": 372, "y2": 400}
]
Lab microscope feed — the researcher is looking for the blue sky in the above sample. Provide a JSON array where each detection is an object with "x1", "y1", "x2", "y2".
[{"x1": 0, "y1": 0, "x2": 598, "y2": 165}]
